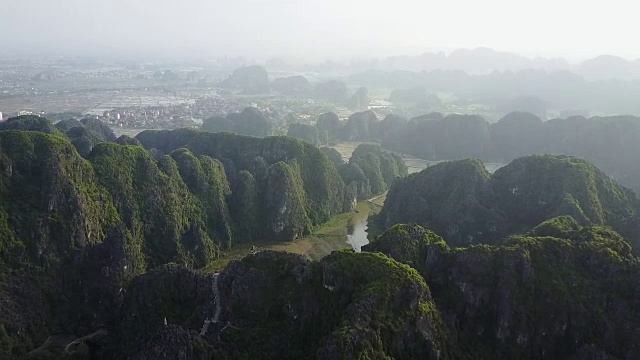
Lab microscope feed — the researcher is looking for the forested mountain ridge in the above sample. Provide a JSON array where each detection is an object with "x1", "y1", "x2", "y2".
[
  {"x1": 0, "y1": 123, "x2": 388, "y2": 358},
  {"x1": 376, "y1": 112, "x2": 640, "y2": 194},
  {"x1": 337, "y1": 143, "x2": 408, "y2": 200},
  {"x1": 136, "y1": 128, "x2": 348, "y2": 227},
  {"x1": 315, "y1": 110, "x2": 640, "y2": 194},
  {"x1": 378, "y1": 155, "x2": 640, "y2": 250}
]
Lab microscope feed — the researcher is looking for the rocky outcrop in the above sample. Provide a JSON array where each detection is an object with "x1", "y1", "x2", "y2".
[
  {"x1": 0, "y1": 115, "x2": 65, "y2": 136},
  {"x1": 287, "y1": 123, "x2": 320, "y2": 145},
  {"x1": 365, "y1": 223, "x2": 640, "y2": 359},
  {"x1": 91, "y1": 250, "x2": 449, "y2": 359},
  {"x1": 89, "y1": 143, "x2": 219, "y2": 268},
  {"x1": 339, "y1": 143, "x2": 408, "y2": 200},
  {"x1": 320, "y1": 147, "x2": 343, "y2": 167},
  {"x1": 315, "y1": 112, "x2": 343, "y2": 142},
  {"x1": 115, "y1": 135, "x2": 142, "y2": 146},
  {"x1": 265, "y1": 161, "x2": 312, "y2": 241},
  {"x1": 272, "y1": 75, "x2": 311, "y2": 96},
  {"x1": 221, "y1": 65, "x2": 269, "y2": 94},
  {"x1": 344, "y1": 110, "x2": 379, "y2": 140},
  {"x1": 374, "y1": 111, "x2": 640, "y2": 194},
  {"x1": 203, "y1": 107, "x2": 272, "y2": 137},
  {"x1": 215, "y1": 250, "x2": 450, "y2": 359}
]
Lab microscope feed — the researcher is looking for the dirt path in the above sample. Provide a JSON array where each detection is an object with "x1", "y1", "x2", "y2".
[{"x1": 199, "y1": 273, "x2": 221, "y2": 336}]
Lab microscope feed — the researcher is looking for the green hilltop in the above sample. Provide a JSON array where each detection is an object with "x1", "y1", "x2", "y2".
[{"x1": 379, "y1": 154, "x2": 640, "y2": 250}]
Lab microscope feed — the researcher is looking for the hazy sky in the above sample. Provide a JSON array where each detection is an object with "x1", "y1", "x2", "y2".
[{"x1": 2, "y1": 0, "x2": 638, "y2": 61}]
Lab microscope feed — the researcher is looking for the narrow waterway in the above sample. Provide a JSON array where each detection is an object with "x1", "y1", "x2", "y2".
[
  {"x1": 342, "y1": 161, "x2": 505, "y2": 252},
  {"x1": 346, "y1": 201, "x2": 375, "y2": 252}
]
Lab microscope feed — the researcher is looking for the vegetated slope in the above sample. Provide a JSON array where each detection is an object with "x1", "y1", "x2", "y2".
[
  {"x1": 0, "y1": 128, "x2": 358, "y2": 357},
  {"x1": 0, "y1": 115, "x2": 66, "y2": 136},
  {"x1": 220, "y1": 65, "x2": 270, "y2": 94},
  {"x1": 96, "y1": 251, "x2": 451, "y2": 360},
  {"x1": 88, "y1": 143, "x2": 228, "y2": 269},
  {"x1": 339, "y1": 143, "x2": 408, "y2": 200},
  {"x1": 364, "y1": 223, "x2": 640, "y2": 359},
  {"x1": 136, "y1": 128, "x2": 349, "y2": 236},
  {"x1": 379, "y1": 155, "x2": 640, "y2": 249},
  {"x1": 202, "y1": 107, "x2": 272, "y2": 137},
  {"x1": 287, "y1": 123, "x2": 320, "y2": 145},
  {"x1": 0, "y1": 131, "x2": 123, "y2": 358},
  {"x1": 55, "y1": 117, "x2": 118, "y2": 157},
  {"x1": 0, "y1": 131, "x2": 240, "y2": 357},
  {"x1": 28, "y1": 223, "x2": 638, "y2": 359}
]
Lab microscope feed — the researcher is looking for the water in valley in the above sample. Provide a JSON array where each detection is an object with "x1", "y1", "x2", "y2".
[
  {"x1": 342, "y1": 160, "x2": 505, "y2": 252},
  {"x1": 346, "y1": 201, "x2": 376, "y2": 252}
]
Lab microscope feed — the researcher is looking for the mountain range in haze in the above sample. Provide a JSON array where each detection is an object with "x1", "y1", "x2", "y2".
[
  {"x1": 263, "y1": 48, "x2": 640, "y2": 81},
  {"x1": 3, "y1": 46, "x2": 640, "y2": 81}
]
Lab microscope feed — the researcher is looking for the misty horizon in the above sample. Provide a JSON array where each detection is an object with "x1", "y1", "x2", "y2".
[{"x1": 2, "y1": 0, "x2": 639, "y2": 63}]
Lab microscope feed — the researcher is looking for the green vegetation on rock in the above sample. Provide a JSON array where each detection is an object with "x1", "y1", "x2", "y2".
[
  {"x1": 136, "y1": 128, "x2": 350, "y2": 230},
  {"x1": 211, "y1": 250, "x2": 450, "y2": 359},
  {"x1": 340, "y1": 143, "x2": 408, "y2": 200},
  {"x1": 365, "y1": 222, "x2": 640, "y2": 359},
  {"x1": 287, "y1": 123, "x2": 320, "y2": 145},
  {"x1": 0, "y1": 115, "x2": 65, "y2": 136},
  {"x1": 379, "y1": 155, "x2": 640, "y2": 250},
  {"x1": 202, "y1": 107, "x2": 272, "y2": 137}
]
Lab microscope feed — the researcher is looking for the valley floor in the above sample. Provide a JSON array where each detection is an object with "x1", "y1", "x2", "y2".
[{"x1": 203, "y1": 201, "x2": 379, "y2": 272}]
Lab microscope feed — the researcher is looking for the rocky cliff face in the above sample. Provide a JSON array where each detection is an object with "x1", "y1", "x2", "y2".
[
  {"x1": 0, "y1": 131, "x2": 124, "y2": 358},
  {"x1": 15, "y1": 224, "x2": 638, "y2": 359},
  {"x1": 221, "y1": 65, "x2": 270, "y2": 94},
  {"x1": 89, "y1": 143, "x2": 219, "y2": 270},
  {"x1": 380, "y1": 158, "x2": 506, "y2": 246},
  {"x1": 45, "y1": 250, "x2": 449, "y2": 359},
  {"x1": 222, "y1": 65, "x2": 269, "y2": 94},
  {"x1": 72, "y1": 221, "x2": 640, "y2": 359},
  {"x1": 365, "y1": 223, "x2": 640, "y2": 359},
  {"x1": 0, "y1": 115, "x2": 65, "y2": 136},
  {"x1": 213, "y1": 250, "x2": 449, "y2": 359},
  {"x1": 265, "y1": 161, "x2": 312, "y2": 241}
]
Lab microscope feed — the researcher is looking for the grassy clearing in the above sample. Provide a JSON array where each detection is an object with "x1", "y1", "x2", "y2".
[{"x1": 203, "y1": 201, "x2": 381, "y2": 273}]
